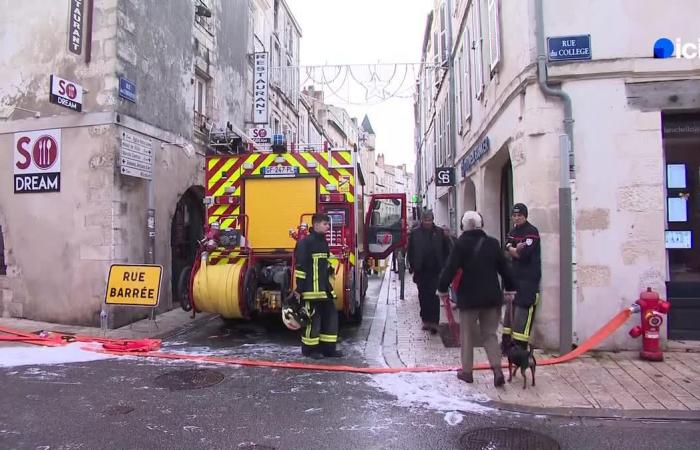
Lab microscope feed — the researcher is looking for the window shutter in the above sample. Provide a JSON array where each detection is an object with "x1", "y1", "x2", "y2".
[{"x1": 488, "y1": 0, "x2": 501, "y2": 72}]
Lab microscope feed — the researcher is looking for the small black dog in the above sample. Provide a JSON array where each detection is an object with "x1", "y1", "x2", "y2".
[{"x1": 506, "y1": 343, "x2": 536, "y2": 389}]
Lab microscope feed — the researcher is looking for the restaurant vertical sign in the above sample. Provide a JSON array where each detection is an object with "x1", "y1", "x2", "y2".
[
  {"x1": 68, "y1": 0, "x2": 84, "y2": 55},
  {"x1": 253, "y1": 52, "x2": 269, "y2": 124}
]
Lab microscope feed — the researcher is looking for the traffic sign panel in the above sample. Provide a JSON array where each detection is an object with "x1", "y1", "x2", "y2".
[
  {"x1": 120, "y1": 165, "x2": 152, "y2": 180},
  {"x1": 105, "y1": 264, "x2": 162, "y2": 307}
]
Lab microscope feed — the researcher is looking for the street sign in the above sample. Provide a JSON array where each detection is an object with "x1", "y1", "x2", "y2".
[
  {"x1": 547, "y1": 35, "x2": 592, "y2": 61},
  {"x1": 49, "y1": 75, "x2": 83, "y2": 112},
  {"x1": 461, "y1": 136, "x2": 491, "y2": 176},
  {"x1": 119, "y1": 130, "x2": 153, "y2": 180},
  {"x1": 119, "y1": 76, "x2": 137, "y2": 102},
  {"x1": 13, "y1": 129, "x2": 61, "y2": 194},
  {"x1": 105, "y1": 264, "x2": 162, "y2": 307},
  {"x1": 435, "y1": 167, "x2": 455, "y2": 187},
  {"x1": 248, "y1": 127, "x2": 272, "y2": 144}
]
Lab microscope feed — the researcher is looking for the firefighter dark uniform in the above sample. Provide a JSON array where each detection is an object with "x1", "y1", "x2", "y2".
[
  {"x1": 502, "y1": 205, "x2": 541, "y2": 349},
  {"x1": 294, "y1": 229, "x2": 341, "y2": 357}
]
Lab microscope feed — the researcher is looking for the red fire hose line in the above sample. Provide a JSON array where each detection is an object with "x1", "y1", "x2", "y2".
[{"x1": 0, "y1": 309, "x2": 633, "y2": 374}]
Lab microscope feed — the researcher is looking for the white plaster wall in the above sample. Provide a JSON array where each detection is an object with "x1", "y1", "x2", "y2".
[
  {"x1": 0, "y1": 124, "x2": 116, "y2": 324},
  {"x1": 567, "y1": 78, "x2": 666, "y2": 349}
]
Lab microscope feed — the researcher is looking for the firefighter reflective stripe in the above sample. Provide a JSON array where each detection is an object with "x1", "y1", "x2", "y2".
[
  {"x1": 348, "y1": 253, "x2": 355, "y2": 267},
  {"x1": 502, "y1": 327, "x2": 512, "y2": 334},
  {"x1": 319, "y1": 333, "x2": 337, "y2": 343},
  {"x1": 295, "y1": 270, "x2": 306, "y2": 279},
  {"x1": 512, "y1": 300, "x2": 538, "y2": 343},
  {"x1": 302, "y1": 291, "x2": 327, "y2": 300},
  {"x1": 311, "y1": 252, "x2": 327, "y2": 294}
]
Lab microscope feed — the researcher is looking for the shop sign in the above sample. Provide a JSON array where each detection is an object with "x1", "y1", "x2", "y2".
[
  {"x1": 435, "y1": 167, "x2": 455, "y2": 187},
  {"x1": 49, "y1": 75, "x2": 83, "y2": 112},
  {"x1": 460, "y1": 136, "x2": 490, "y2": 176},
  {"x1": 13, "y1": 129, "x2": 61, "y2": 194},
  {"x1": 68, "y1": 0, "x2": 84, "y2": 55},
  {"x1": 662, "y1": 115, "x2": 700, "y2": 138},
  {"x1": 253, "y1": 52, "x2": 269, "y2": 124}
]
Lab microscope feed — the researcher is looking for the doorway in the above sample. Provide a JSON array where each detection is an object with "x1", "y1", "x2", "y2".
[
  {"x1": 171, "y1": 187, "x2": 205, "y2": 308},
  {"x1": 663, "y1": 113, "x2": 700, "y2": 340},
  {"x1": 500, "y1": 159, "x2": 514, "y2": 244}
]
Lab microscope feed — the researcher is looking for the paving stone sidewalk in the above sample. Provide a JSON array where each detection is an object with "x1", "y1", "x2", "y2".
[{"x1": 375, "y1": 269, "x2": 700, "y2": 415}]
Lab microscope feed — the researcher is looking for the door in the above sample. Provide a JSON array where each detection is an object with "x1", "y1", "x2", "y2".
[
  {"x1": 664, "y1": 115, "x2": 700, "y2": 339},
  {"x1": 364, "y1": 193, "x2": 408, "y2": 259}
]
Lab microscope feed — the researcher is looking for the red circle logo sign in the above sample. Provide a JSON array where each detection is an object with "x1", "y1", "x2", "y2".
[
  {"x1": 66, "y1": 83, "x2": 77, "y2": 100},
  {"x1": 32, "y1": 135, "x2": 58, "y2": 170}
]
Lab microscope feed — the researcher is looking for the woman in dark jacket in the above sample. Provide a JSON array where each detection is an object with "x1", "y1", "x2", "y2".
[{"x1": 437, "y1": 211, "x2": 517, "y2": 387}]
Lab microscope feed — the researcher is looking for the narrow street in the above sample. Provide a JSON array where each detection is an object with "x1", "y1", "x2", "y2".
[{"x1": 1, "y1": 278, "x2": 698, "y2": 450}]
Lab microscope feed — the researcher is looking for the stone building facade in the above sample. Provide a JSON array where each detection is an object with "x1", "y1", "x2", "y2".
[
  {"x1": 415, "y1": 0, "x2": 700, "y2": 349},
  {"x1": 0, "y1": 0, "x2": 250, "y2": 326}
]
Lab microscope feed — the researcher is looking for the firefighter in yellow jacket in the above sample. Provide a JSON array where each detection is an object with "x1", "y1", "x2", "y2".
[{"x1": 294, "y1": 213, "x2": 344, "y2": 359}]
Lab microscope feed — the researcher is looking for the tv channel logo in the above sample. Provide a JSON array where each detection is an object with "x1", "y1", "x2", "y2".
[{"x1": 654, "y1": 37, "x2": 700, "y2": 59}]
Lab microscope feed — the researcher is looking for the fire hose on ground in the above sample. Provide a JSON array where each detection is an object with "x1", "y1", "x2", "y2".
[{"x1": 0, "y1": 307, "x2": 633, "y2": 374}]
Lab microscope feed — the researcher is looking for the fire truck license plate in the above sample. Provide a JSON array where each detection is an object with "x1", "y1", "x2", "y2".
[{"x1": 263, "y1": 165, "x2": 297, "y2": 177}]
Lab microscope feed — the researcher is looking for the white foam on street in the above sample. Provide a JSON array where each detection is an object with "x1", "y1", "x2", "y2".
[
  {"x1": 368, "y1": 372, "x2": 493, "y2": 415},
  {"x1": 0, "y1": 343, "x2": 115, "y2": 368},
  {"x1": 443, "y1": 411, "x2": 464, "y2": 426}
]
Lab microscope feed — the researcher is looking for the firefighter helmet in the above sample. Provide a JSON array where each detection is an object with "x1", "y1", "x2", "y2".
[{"x1": 282, "y1": 300, "x2": 310, "y2": 330}]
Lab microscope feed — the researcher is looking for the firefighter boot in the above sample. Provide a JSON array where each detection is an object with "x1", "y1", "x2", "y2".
[{"x1": 321, "y1": 342, "x2": 344, "y2": 358}]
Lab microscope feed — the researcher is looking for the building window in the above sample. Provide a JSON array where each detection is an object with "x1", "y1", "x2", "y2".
[
  {"x1": 194, "y1": 0, "x2": 213, "y2": 35},
  {"x1": 439, "y1": 2, "x2": 447, "y2": 64},
  {"x1": 193, "y1": 73, "x2": 210, "y2": 132},
  {"x1": 485, "y1": 0, "x2": 502, "y2": 73},
  {"x1": 470, "y1": 3, "x2": 484, "y2": 99},
  {"x1": 0, "y1": 225, "x2": 6, "y2": 276},
  {"x1": 461, "y1": 28, "x2": 472, "y2": 122}
]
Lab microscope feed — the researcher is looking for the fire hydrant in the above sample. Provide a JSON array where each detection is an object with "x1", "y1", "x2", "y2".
[{"x1": 628, "y1": 287, "x2": 671, "y2": 361}]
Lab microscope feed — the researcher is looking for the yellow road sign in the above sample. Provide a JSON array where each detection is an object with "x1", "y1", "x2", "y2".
[{"x1": 105, "y1": 264, "x2": 162, "y2": 307}]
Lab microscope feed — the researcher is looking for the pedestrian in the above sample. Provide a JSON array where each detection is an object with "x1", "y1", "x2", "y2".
[
  {"x1": 437, "y1": 211, "x2": 517, "y2": 387},
  {"x1": 293, "y1": 213, "x2": 343, "y2": 359},
  {"x1": 407, "y1": 210, "x2": 452, "y2": 334},
  {"x1": 501, "y1": 203, "x2": 542, "y2": 354}
]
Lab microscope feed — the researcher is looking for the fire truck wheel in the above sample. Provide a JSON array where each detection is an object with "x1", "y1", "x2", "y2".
[
  {"x1": 347, "y1": 271, "x2": 364, "y2": 325},
  {"x1": 177, "y1": 266, "x2": 193, "y2": 312},
  {"x1": 243, "y1": 265, "x2": 257, "y2": 316}
]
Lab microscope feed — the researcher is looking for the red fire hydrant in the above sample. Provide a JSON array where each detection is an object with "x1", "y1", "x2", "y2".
[{"x1": 628, "y1": 287, "x2": 671, "y2": 361}]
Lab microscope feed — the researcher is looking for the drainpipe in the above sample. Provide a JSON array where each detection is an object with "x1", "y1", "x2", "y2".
[
  {"x1": 446, "y1": 0, "x2": 459, "y2": 234},
  {"x1": 535, "y1": 0, "x2": 575, "y2": 355}
]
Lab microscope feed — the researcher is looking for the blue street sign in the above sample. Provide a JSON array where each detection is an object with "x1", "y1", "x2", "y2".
[
  {"x1": 547, "y1": 35, "x2": 591, "y2": 62},
  {"x1": 119, "y1": 76, "x2": 137, "y2": 102}
]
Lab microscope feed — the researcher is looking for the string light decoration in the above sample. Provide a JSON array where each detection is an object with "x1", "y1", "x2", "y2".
[{"x1": 269, "y1": 63, "x2": 445, "y2": 106}]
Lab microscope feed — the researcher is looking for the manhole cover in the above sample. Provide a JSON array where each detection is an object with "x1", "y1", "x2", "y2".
[
  {"x1": 459, "y1": 427, "x2": 560, "y2": 450},
  {"x1": 103, "y1": 405, "x2": 134, "y2": 416},
  {"x1": 154, "y1": 369, "x2": 225, "y2": 391}
]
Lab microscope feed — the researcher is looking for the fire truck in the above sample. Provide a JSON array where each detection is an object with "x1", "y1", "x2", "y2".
[{"x1": 181, "y1": 141, "x2": 407, "y2": 324}]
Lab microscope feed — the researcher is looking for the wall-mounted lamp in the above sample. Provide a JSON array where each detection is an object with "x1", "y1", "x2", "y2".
[{"x1": 0, "y1": 106, "x2": 41, "y2": 120}]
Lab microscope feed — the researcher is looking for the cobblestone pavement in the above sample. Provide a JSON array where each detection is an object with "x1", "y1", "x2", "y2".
[{"x1": 372, "y1": 268, "x2": 700, "y2": 414}]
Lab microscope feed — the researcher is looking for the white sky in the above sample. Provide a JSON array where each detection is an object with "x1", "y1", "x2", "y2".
[{"x1": 287, "y1": 0, "x2": 433, "y2": 169}]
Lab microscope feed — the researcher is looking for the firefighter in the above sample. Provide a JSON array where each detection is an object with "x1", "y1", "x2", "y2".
[
  {"x1": 294, "y1": 213, "x2": 344, "y2": 359},
  {"x1": 501, "y1": 203, "x2": 542, "y2": 353}
]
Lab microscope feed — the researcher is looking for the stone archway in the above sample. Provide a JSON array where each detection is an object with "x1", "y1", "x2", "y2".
[{"x1": 170, "y1": 186, "x2": 205, "y2": 308}]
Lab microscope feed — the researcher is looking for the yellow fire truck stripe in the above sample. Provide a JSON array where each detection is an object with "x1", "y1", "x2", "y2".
[
  {"x1": 349, "y1": 253, "x2": 355, "y2": 267},
  {"x1": 284, "y1": 153, "x2": 309, "y2": 173},
  {"x1": 252, "y1": 154, "x2": 277, "y2": 174},
  {"x1": 207, "y1": 158, "x2": 221, "y2": 170},
  {"x1": 208, "y1": 159, "x2": 237, "y2": 192},
  {"x1": 300, "y1": 152, "x2": 335, "y2": 192}
]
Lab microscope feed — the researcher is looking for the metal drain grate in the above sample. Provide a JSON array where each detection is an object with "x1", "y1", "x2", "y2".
[
  {"x1": 154, "y1": 369, "x2": 225, "y2": 391},
  {"x1": 238, "y1": 445, "x2": 276, "y2": 450},
  {"x1": 459, "y1": 427, "x2": 560, "y2": 450}
]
